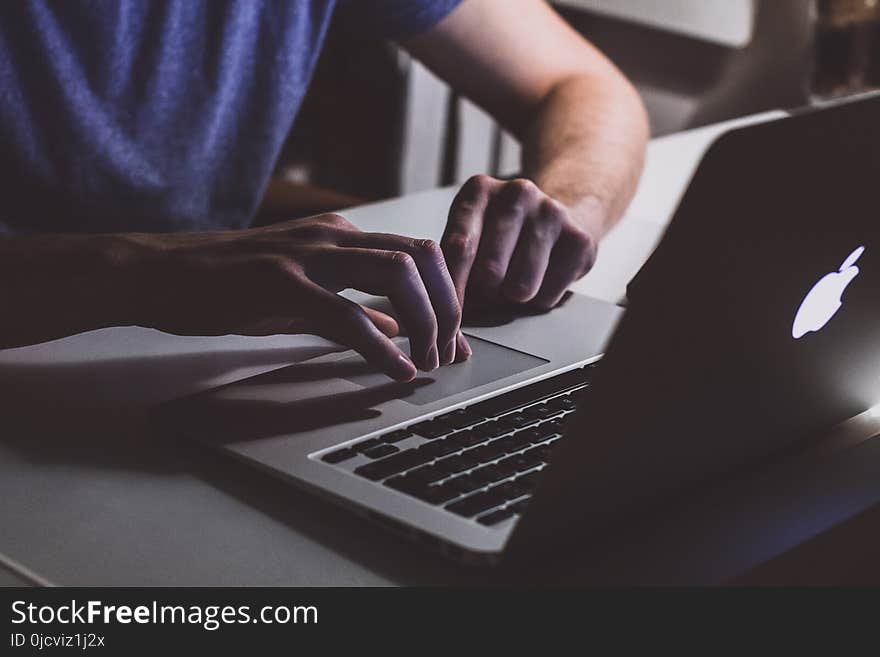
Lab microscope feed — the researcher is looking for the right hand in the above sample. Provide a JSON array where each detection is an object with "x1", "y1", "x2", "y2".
[{"x1": 133, "y1": 213, "x2": 471, "y2": 381}]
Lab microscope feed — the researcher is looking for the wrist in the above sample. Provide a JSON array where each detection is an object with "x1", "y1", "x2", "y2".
[
  {"x1": 565, "y1": 193, "x2": 611, "y2": 241},
  {"x1": 86, "y1": 233, "x2": 168, "y2": 328}
]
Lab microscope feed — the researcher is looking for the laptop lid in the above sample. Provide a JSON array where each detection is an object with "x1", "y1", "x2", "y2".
[{"x1": 508, "y1": 93, "x2": 880, "y2": 554}]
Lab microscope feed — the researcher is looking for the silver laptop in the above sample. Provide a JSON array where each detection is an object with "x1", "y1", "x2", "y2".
[{"x1": 158, "y1": 93, "x2": 880, "y2": 565}]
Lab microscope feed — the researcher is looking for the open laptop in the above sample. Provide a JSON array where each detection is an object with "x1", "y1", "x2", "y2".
[{"x1": 158, "y1": 92, "x2": 880, "y2": 565}]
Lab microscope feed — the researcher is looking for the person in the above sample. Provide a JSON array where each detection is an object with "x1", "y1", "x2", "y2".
[{"x1": 0, "y1": 0, "x2": 648, "y2": 381}]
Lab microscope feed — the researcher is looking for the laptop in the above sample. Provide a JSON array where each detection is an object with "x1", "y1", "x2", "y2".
[{"x1": 158, "y1": 92, "x2": 880, "y2": 565}]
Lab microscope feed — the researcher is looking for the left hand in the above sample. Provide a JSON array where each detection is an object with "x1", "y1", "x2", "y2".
[{"x1": 441, "y1": 175, "x2": 599, "y2": 313}]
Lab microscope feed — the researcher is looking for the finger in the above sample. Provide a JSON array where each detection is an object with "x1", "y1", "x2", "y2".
[
  {"x1": 471, "y1": 179, "x2": 539, "y2": 299},
  {"x1": 296, "y1": 306, "x2": 400, "y2": 338},
  {"x1": 305, "y1": 247, "x2": 440, "y2": 372},
  {"x1": 340, "y1": 232, "x2": 460, "y2": 366},
  {"x1": 363, "y1": 306, "x2": 399, "y2": 338},
  {"x1": 286, "y1": 307, "x2": 398, "y2": 339},
  {"x1": 502, "y1": 197, "x2": 565, "y2": 303},
  {"x1": 294, "y1": 280, "x2": 417, "y2": 381},
  {"x1": 453, "y1": 330, "x2": 472, "y2": 363},
  {"x1": 442, "y1": 175, "x2": 498, "y2": 308},
  {"x1": 531, "y1": 227, "x2": 597, "y2": 311}
]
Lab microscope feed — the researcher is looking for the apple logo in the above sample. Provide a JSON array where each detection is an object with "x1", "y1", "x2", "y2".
[{"x1": 792, "y1": 245, "x2": 864, "y2": 339}]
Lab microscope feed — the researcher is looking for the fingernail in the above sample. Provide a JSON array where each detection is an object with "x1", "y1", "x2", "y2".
[
  {"x1": 442, "y1": 338, "x2": 456, "y2": 365},
  {"x1": 458, "y1": 332, "x2": 472, "y2": 359},
  {"x1": 395, "y1": 354, "x2": 417, "y2": 381},
  {"x1": 426, "y1": 344, "x2": 439, "y2": 371}
]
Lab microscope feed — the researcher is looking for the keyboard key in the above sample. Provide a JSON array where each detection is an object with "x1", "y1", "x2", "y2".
[
  {"x1": 355, "y1": 438, "x2": 384, "y2": 452},
  {"x1": 321, "y1": 448, "x2": 358, "y2": 464},
  {"x1": 446, "y1": 474, "x2": 484, "y2": 495},
  {"x1": 381, "y1": 429, "x2": 413, "y2": 443},
  {"x1": 409, "y1": 419, "x2": 454, "y2": 439},
  {"x1": 493, "y1": 456, "x2": 521, "y2": 478},
  {"x1": 385, "y1": 477, "x2": 459, "y2": 504},
  {"x1": 466, "y1": 444, "x2": 504, "y2": 464},
  {"x1": 436, "y1": 453, "x2": 476, "y2": 475},
  {"x1": 515, "y1": 426, "x2": 549, "y2": 444},
  {"x1": 508, "y1": 497, "x2": 531, "y2": 514},
  {"x1": 466, "y1": 368, "x2": 591, "y2": 418},
  {"x1": 448, "y1": 429, "x2": 485, "y2": 449},
  {"x1": 491, "y1": 479, "x2": 530, "y2": 501},
  {"x1": 470, "y1": 464, "x2": 508, "y2": 485},
  {"x1": 494, "y1": 452, "x2": 541, "y2": 476},
  {"x1": 523, "y1": 403, "x2": 556, "y2": 420},
  {"x1": 384, "y1": 475, "x2": 421, "y2": 494},
  {"x1": 354, "y1": 448, "x2": 433, "y2": 481},
  {"x1": 446, "y1": 489, "x2": 508, "y2": 517},
  {"x1": 533, "y1": 422, "x2": 561, "y2": 441},
  {"x1": 546, "y1": 395, "x2": 577, "y2": 413},
  {"x1": 472, "y1": 421, "x2": 506, "y2": 439},
  {"x1": 457, "y1": 449, "x2": 485, "y2": 469},
  {"x1": 508, "y1": 449, "x2": 544, "y2": 472},
  {"x1": 362, "y1": 444, "x2": 399, "y2": 459},
  {"x1": 477, "y1": 508, "x2": 515, "y2": 526},
  {"x1": 493, "y1": 431, "x2": 534, "y2": 454},
  {"x1": 544, "y1": 418, "x2": 565, "y2": 434},
  {"x1": 515, "y1": 470, "x2": 541, "y2": 491},
  {"x1": 497, "y1": 412, "x2": 537, "y2": 431},
  {"x1": 418, "y1": 439, "x2": 459, "y2": 458},
  {"x1": 436, "y1": 408, "x2": 482, "y2": 430},
  {"x1": 411, "y1": 483, "x2": 460, "y2": 505},
  {"x1": 408, "y1": 464, "x2": 448, "y2": 484}
]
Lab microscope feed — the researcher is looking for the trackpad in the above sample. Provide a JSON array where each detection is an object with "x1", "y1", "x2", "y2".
[{"x1": 343, "y1": 335, "x2": 547, "y2": 405}]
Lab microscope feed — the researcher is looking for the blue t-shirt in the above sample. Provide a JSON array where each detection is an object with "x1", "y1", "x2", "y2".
[{"x1": 0, "y1": 0, "x2": 461, "y2": 233}]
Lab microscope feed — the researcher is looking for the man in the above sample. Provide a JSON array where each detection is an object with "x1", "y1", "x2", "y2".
[{"x1": 0, "y1": 0, "x2": 648, "y2": 381}]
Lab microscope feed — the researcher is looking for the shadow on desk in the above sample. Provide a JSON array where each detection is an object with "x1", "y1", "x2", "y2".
[
  {"x1": 0, "y1": 340, "x2": 670, "y2": 585},
  {"x1": 0, "y1": 342, "x2": 498, "y2": 584},
  {"x1": 7, "y1": 338, "x2": 870, "y2": 586},
  {"x1": 0, "y1": 343, "x2": 335, "y2": 473}
]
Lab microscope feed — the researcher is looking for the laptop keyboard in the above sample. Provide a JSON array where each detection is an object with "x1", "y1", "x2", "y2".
[{"x1": 319, "y1": 363, "x2": 597, "y2": 527}]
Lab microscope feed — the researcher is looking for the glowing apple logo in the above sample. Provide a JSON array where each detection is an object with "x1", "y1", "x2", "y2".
[{"x1": 792, "y1": 245, "x2": 864, "y2": 339}]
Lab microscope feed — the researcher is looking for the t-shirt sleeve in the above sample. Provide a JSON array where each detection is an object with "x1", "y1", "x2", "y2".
[{"x1": 335, "y1": 0, "x2": 464, "y2": 40}]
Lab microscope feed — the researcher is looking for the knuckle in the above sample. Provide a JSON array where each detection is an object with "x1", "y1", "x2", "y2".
[
  {"x1": 538, "y1": 197, "x2": 567, "y2": 223},
  {"x1": 443, "y1": 233, "x2": 477, "y2": 260},
  {"x1": 322, "y1": 213, "x2": 354, "y2": 230},
  {"x1": 295, "y1": 223, "x2": 332, "y2": 242},
  {"x1": 475, "y1": 260, "x2": 506, "y2": 286},
  {"x1": 455, "y1": 175, "x2": 493, "y2": 207},
  {"x1": 464, "y1": 174, "x2": 494, "y2": 194},
  {"x1": 388, "y1": 250, "x2": 417, "y2": 275},
  {"x1": 412, "y1": 238, "x2": 442, "y2": 260},
  {"x1": 506, "y1": 279, "x2": 538, "y2": 301},
  {"x1": 563, "y1": 224, "x2": 595, "y2": 253},
  {"x1": 564, "y1": 227, "x2": 597, "y2": 276},
  {"x1": 508, "y1": 178, "x2": 539, "y2": 199},
  {"x1": 259, "y1": 256, "x2": 298, "y2": 279},
  {"x1": 497, "y1": 178, "x2": 537, "y2": 213},
  {"x1": 449, "y1": 303, "x2": 462, "y2": 327}
]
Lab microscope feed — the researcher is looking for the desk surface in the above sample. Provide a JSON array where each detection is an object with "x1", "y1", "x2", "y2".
[{"x1": 5, "y1": 111, "x2": 880, "y2": 586}]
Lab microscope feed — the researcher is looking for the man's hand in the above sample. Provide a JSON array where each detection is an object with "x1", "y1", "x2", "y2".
[
  {"x1": 442, "y1": 175, "x2": 597, "y2": 311},
  {"x1": 0, "y1": 215, "x2": 471, "y2": 381},
  {"x1": 141, "y1": 214, "x2": 471, "y2": 380},
  {"x1": 405, "y1": 0, "x2": 650, "y2": 328}
]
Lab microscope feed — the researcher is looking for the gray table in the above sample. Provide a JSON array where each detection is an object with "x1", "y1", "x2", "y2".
[{"x1": 4, "y1": 113, "x2": 880, "y2": 586}]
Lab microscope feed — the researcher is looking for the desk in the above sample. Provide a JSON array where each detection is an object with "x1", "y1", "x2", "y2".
[{"x1": 3, "y1": 112, "x2": 880, "y2": 586}]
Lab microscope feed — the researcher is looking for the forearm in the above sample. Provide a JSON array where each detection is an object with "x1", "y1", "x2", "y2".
[
  {"x1": 521, "y1": 72, "x2": 649, "y2": 239},
  {"x1": 0, "y1": 233, "x2": 146, "y2": 348}
]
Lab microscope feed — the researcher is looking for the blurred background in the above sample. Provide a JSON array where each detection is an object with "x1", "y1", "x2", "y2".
[{"x1": 257, "y1": 0, "x2": 880, "y2": 221}]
